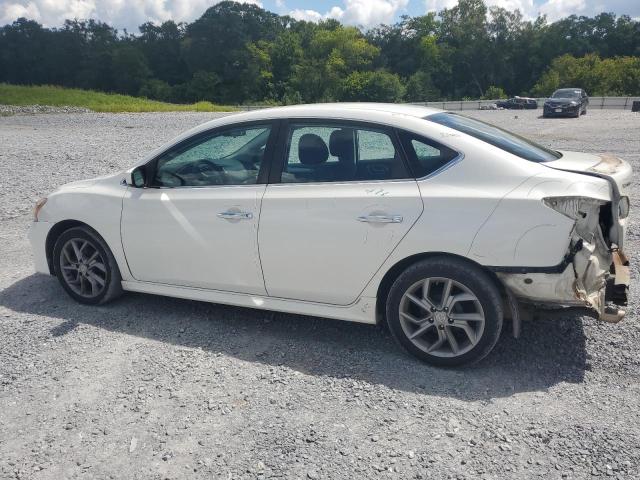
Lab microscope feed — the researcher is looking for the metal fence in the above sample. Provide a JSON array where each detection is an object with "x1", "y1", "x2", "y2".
[
  {"x1": 410, "y1": 96, "x2": 640, "y2": 111},
  {"x1": 236, "y1": 97, "x2": 639, "y2": 112}
]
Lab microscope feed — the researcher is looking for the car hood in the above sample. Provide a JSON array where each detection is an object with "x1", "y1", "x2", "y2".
[
  {"x1": 56, "y1": 172, "x2": 123, "y2": 192},
  {"x1": 543, "y1": 150, "x2": 632, "y2": 193}
]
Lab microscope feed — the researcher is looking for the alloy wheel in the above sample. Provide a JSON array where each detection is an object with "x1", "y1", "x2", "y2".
[
  {"x1": 59, "y1": 238, "x2": 107, "y2": 298},
  {"x1": 398, "y1": 277, "x2": 486, "y2": 358}
]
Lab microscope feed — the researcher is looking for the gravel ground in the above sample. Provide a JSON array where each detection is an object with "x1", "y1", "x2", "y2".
[
  {"x1": 0, "y1": 105, "x2": 92, "y2": 116},
  {"x1": 1, "y1": 109, "x2": 639, "y2": 480}
]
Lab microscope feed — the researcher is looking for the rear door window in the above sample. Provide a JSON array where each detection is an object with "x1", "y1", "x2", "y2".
[{"x1": 280, "y1": 123, "x2": 411, "y2": 183}]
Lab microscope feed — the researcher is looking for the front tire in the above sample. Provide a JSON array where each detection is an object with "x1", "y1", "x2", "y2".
[
  {"x1": 385, "y1": 257, "x2": 503, "y2": 367},
  {"x1": 53, "y1": 226, "x2": 123, "y2": 305}
]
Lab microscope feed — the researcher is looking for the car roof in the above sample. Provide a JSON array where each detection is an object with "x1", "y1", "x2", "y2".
[{"x1": 191, "y1": 103, "x2": 444, "y2": 133}]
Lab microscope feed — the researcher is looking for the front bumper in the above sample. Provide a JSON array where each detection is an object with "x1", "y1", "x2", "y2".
[
  {"x1": 28, "y1": 221, "x2": 53, "y2": 275},
  {"x1": 543, "y1": 105, "x2": 580, "y2": 116}
]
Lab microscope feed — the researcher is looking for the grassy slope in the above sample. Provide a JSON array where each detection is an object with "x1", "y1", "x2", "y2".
[{"x1": 0, "y1": 84, "x2": 236, "y2": 112}]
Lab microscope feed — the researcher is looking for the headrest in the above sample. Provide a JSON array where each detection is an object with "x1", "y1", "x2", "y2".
[
  {"x1": 298, "y1": 134, "x2": 329, "y2": 165},
  {"x1": 329, "y1": 128, "x2": 355, "y2": 158}
]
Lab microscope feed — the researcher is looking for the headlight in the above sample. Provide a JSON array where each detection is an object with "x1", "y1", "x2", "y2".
[
  {"x1": 570, "y1": 101, "x2": 578, "y2": 106},
  {"x1": 33, "y1": 197, "x2": 47, "y2": 222}
]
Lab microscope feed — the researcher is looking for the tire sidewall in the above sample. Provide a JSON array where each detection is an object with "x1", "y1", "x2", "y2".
[
  {"x1": 53, "y1": 227, "x2": 115, "y2": 305},
  {"x1": 386, "y1": 258, "x2": 503, "y2": 367}
]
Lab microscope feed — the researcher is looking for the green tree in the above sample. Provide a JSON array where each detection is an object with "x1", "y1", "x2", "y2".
[
  {"x1": 405, "y1": 71, "x2": 441, "y2": 102},
  {"x1": 290, "y1": 25, "x2": 380, "y2": 101},
  {"x1": 339, "y1": 70, "x2": 405, "y2": 102},
  {"x1": 481, "y1": 85, "x2": 507, "y2": 99},
  {"x1": 111, "y1": 44, "x2": 151, "y2": 95},
  {"x1": 532, "y1": 53, "x2": 640, "y2": 96}
]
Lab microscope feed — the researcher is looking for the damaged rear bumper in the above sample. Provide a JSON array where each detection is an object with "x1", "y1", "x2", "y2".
[{"x1": 494, "y1": 246, "x2": 629, "y2": 323}]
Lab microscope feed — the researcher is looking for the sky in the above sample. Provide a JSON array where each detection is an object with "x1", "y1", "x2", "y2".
[{"x1": 1, "y1": 0, "x2": 639, "y2": 32}]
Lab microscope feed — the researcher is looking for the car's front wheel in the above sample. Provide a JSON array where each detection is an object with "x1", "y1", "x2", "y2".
[
  {"x1": 53, "y1": 226, "x2": 123, "y2": 305},
  {"x1": 386, "y1": 257, "x2": 503, "y2": 367}
]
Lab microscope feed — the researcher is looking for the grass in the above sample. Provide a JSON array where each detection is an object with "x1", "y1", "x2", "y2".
[{"x1": 0, "y1": 84, "x2": 237, "y2": 113}]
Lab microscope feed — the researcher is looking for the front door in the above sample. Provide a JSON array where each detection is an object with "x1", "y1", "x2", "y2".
[
  {"x1": 258, "y1": 121, "x2": 423, "y2": 305},
  {"x1": 121, "y1": 122, "x2": 276, "y2": 294}
]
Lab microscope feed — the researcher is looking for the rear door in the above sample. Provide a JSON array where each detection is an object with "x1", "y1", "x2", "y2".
[{"x1": 258, "y1": 120, "x2": 423, "y2": 305}]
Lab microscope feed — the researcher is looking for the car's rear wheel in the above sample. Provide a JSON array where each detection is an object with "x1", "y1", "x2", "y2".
[
  {"x1": 53, "y1": 226, "x2": 123, "y2": 305},
  {"x1": 385, "y1": 257, "x2": 503, "y2": 367}
]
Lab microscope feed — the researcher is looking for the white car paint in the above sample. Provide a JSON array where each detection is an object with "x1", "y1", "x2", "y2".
[
  {"x1": 29, "y1": 103, "x2": 631, "y2": 326},
  {"x1": 258, "y1": 180, "x2": 423, "y2": 305},
  {"x1": 121, "y1": 184, "x2": 266, "y2": 293}
]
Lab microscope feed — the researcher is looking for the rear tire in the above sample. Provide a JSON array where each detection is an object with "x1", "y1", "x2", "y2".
[
  {"x1": 53, "y1": 226, "x2": 123, "y2": 305},
  {"x1": 385, "y1": 257, "x2": 503, "y2": 367}
]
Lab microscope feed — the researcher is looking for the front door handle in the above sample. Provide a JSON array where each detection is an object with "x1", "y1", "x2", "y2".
[
  {"x1": 357, "y1": 214, "x2": 403, "y2": 224},
  {"x1": 217, "y1": 211, "x2": 253, "y2": 220}
]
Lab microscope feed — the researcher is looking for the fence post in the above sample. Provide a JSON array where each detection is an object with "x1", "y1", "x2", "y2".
[
  {"x1": 624, "y1": 97, "x2": 629, "y2": 110},
  {"x1": 600, "y1": 97, "x2": 605, "y2": 109}
]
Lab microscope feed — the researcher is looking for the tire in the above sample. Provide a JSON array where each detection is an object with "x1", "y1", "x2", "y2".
[
  {"x1": 385, "y1": 257, "x2": 503, "y2": 367},
  {"x1": 53, "y1": 226, "x2": 123, "y2": 305},
  {"x1": 581, "y1": 108, "x2": 587, "y2": 115}
]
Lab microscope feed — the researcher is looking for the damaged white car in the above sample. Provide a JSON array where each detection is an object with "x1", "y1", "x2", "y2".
[{"x1": 28, "y1": 104, "x2": 631, "y2": 366}]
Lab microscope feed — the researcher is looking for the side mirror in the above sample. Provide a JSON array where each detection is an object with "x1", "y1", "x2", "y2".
[{"x1": 126, "y1": 167, "x2": 146, "y2": 188}]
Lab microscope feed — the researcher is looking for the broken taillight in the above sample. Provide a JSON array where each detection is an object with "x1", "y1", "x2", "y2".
[{"x1": 543, "y1": 196, "x2": 606, "y2": 220}]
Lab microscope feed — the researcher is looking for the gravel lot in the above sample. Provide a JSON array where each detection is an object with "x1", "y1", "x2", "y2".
[{"x1": 1, "y1": 109, "x2": 639, "y2": 480}]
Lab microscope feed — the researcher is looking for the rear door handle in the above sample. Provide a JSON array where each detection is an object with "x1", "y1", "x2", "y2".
[
  {"x1": 217, "y1": 211, "x2": 253, "y2": 220},
  {"x1": 357, "y1": 214, "x2": 403, "y2": 224}
]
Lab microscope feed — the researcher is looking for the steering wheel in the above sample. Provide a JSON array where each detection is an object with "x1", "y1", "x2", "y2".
[
  {"x1": 160, "y1": 170, "x2": 186, "y2": 186},
  {"x1": 176, "y1": 159, "x2": 220, "y2": 175}
]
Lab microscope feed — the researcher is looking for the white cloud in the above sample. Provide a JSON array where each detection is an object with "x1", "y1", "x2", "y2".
[
  {"x1": 425, "y1": 0, "x2": 537, "y2": 16},
  {"x1": 1, "y1": 0, "x2": 636, "y2": 32},
  {"x1": 538, "y1": 0, "x2": 587, "y2": 20},
  {"x1": 289, "y1": 8, "x2": 330, "y2": 22},
  {"x1": 0, "y1": 0, "x2": 262, "y2": 31},
  {"x1": 1, "y1": 1, "x2": 42, "y2": 22},
  {"x1": 422, "y1": 0, "x2": 630, "y2": 22},
  {"x1": 290, "y1": 0, "x2": 409, "y2": 27}
]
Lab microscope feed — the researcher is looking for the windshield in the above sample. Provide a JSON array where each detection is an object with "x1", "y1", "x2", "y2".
[
  {"x1": 552, "y1": 90, "x2": 580, "y2": 98},
  {"x1": 425, "y1": 112, "x2": 561, "y2": 163}
]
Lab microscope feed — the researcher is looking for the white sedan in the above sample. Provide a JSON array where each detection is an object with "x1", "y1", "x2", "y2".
[{"x1": 29, "y1": 104, "x2": 632, "y2": 366}]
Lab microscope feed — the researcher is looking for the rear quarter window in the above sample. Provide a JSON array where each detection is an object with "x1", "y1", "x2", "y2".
[{"x1": 398, "y1": 130, "x2": 459, "y2": 178}]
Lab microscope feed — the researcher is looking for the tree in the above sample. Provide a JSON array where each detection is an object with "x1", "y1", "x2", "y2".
[
  {"x1": 1, "y1": 0, "x2": 639, "y2": 104},
  {"x1": 532, "y1": 53, "x2": 640, "y2": 96},
  {"x1": 289, "y1": 25, "x2": 380, "y2": 101},
  {"x1": 405, "y1": 71, "x2": 440, "y2": 102},
  {"x1": 111, "y1": 44, "x2": 151, "y2": 95},
  {"x1": 481, "y1": 85, "x2": 507, "y2": 99},
  {"x1": 439, "y1": 0, "x2": 490, "y2": 98},
  {"x1": 339, "y1": 70, "x2": 405, "y2": 102}
]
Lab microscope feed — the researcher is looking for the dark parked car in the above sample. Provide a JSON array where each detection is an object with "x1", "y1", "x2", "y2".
[
  {"x1": 543, "y1": 88, "x2": 589, "y2": 118},
  {"x1": 496, "y1": 96, "x2": 538, "y2": 109}
]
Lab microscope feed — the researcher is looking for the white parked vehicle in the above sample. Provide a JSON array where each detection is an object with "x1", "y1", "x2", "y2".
[{"x1": 29, "y1": 104, "x2": 631, "y2": 366}]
